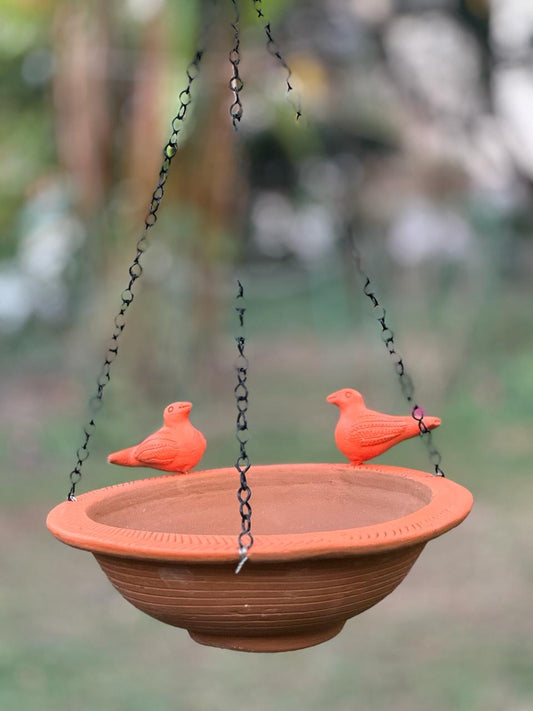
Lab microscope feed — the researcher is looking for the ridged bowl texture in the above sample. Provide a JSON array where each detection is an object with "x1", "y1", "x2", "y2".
[{"x1": 47, "y1": 464, "x2": 473, "y2": 651}]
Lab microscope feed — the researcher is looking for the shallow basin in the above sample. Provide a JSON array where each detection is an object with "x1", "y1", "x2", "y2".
[{"x1": 47, "y1": 463, "x2": 473, "y2": 652}]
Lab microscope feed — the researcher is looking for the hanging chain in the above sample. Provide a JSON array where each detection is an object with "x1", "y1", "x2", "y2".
[
  {"x1": 234, "y1": 280, "x2": 254, "y2": 573},
  {"x1": 251, "y1": 1, "x2": 302, "y2": 120},
  {"x1": 350, "y1": 236, "x2": 445, "y2": 477},
  {"x1": 229, "y1": 0, "x2": 244, "y2": 130},
  {"x1": 228, "y1": 5, "x2": 252, "y2": 570},
  {"x1": 66, "y1": 50, "x2": 204, "y2": 501}
]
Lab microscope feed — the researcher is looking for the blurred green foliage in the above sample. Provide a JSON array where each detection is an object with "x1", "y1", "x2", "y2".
[{"x1": 2, "y1": 0, "x2": 533, "y2": 709}]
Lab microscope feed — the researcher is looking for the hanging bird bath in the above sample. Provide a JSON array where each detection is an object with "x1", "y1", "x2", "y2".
[
  {"x1": 46, "y1": 4, "x2": 474, "y2": 655},
  {"x1": 47, "y1": 463, "x2": 472, "y2": 652}
]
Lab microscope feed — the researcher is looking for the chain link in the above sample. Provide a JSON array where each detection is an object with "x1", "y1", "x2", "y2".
[
  {"x1": 66, "y1": 50, "x2": 204, "y2": 501},
  {"x1": 229, "y1": 0, "x2": 244, "y2": 130},
  {"x1": 251, "y1": 0, "x2": 302, "y2": 120},
  {"x1": 234, "y1": 280, "x2": 254, "y2": 573},
  {"x1": 350, "y1": 236, "x2": 445, "y2": 477}
]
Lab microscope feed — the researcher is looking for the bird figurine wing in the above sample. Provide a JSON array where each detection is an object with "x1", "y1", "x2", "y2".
[
  {"x1": 133, "y1": 432, "x2": 183, "y2": 467},
  {"x1": 348, "y1": 415, "x2": 409, "y2": 447}
]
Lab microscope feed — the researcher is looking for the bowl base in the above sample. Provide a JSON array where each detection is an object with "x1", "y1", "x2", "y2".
[{"x1": 189, "y1": 621, "x2": 345, "y2": 653}]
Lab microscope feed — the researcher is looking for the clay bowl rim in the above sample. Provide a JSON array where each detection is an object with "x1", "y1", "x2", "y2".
[{"x1": 46, "y1": 463, "x2": 473, "y2": 563}]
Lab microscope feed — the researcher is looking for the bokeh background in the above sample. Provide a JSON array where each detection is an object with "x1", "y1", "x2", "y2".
[{"x1": 2, "y1": 0, "x2": 533, "y2": 709}]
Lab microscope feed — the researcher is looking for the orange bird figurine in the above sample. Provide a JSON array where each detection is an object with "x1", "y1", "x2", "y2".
[
  {"x1": 108, "y1": 402, "x2": 206, "y2": 474},
  {"x1": 327, "y1": 388, "x2": 441, "y2": 465}
]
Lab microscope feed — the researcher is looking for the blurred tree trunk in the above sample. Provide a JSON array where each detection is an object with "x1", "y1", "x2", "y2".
[
  {"x1": 52, "y1": 1, "x2": 117, "y2": 389},
  {"x1": 114, "y1": 13, "x2": 173, "y2": 400},
  {"x1": 175, "y1": 44, "x2": 247, "y2": 390},
  {"x1": 54, "y1": 1, "x2": 247, "y2": 403},
  {"x1": 124, "y1": 18, "x2": 247, "y2": 398},
  {"x1": 122, "y1": 18, "x2": 168, "y2": 230},
  {"x1": 53, "y1": 1, "x2": 112, "y2": 216}
]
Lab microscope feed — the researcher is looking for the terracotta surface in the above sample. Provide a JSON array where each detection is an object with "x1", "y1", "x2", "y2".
[
  {"x1": 107, "y1": 401, "x2": 206, "y2": 473},
  {"x1": 94, "y1": 545, "x2": 425, "y2": 652},
  {"x1": 327, "y1": 389, "x2": 441, "y2": 464},
  {"x1": 47, "y1": 463, "x2": 472, "y2": 652}
]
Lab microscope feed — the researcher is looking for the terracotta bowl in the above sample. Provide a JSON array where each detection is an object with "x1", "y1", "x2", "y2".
[{"x1": 46, "y1": 463, "x2": 473, "y2": 652}]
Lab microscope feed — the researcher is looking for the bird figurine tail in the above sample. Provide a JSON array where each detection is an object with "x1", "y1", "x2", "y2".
[
  {"x1": 419, "y1": 416, "x2": 440, "y2": 431},
  {"x1": 107, "y1": 446, "x2": 138, "y2": 467}
]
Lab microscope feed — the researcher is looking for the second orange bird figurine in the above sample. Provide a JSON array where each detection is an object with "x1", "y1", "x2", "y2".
[
  {"x1": 327, "y1": 388, "x2": 441, "y2": 465},
  {"x1": 108, "y1": 401, "x2": 206, "y2": 474}
]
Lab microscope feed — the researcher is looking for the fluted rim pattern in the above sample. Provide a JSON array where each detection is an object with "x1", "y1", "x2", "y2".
[{"x1": 46, "y1": 463, "x2": 473, "y2": 562}]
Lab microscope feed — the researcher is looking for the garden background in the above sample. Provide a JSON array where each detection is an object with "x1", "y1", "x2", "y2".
[{"x1": 1, "y1": 1, "x2": 533, "y2": 709}]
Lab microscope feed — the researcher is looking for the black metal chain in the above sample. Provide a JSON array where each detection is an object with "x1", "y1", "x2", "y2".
[
  {"x1": 251, "y1": 0, "x2": 302, "y2": 120},
  {"x1": 234, "y1": 280, "x2": 254, "y2": 573},
  {"x1": 66, "y1": 50, "x2": 204, "y2": 501},
  {"x1": 350, "y1": 236, "x2": 445, "y2": 477},
  {"x1": 229, "y1": 0, "x2": 244, "y2": 130}
]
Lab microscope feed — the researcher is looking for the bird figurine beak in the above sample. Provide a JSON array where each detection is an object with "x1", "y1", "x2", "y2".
[{"x1": 326, "y1": 392, "x2": 339, "y2": 405}]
